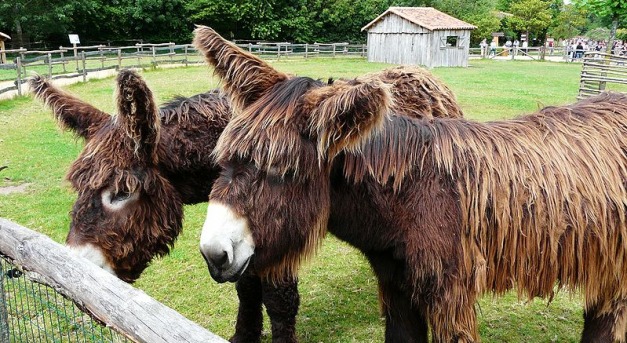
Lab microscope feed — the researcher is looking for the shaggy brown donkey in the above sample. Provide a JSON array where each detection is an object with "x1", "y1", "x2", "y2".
[
  {"x1": 29, "y1": 73, "x2": 301, "y2": 343},
  {"x1": 196, "y1": 25, "x2": 627, "y2": 342},
  {"x1": 31, "y1": 65, "x2": 462, "y2": 342}
]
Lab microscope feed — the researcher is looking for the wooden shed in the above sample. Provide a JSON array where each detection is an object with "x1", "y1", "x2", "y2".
[
  {"x1": 362, "y1": 7, "x2": 476, "y2": 68},
  {"x1": 0, "y1": 32, "x2": 10, "y2": 64}
]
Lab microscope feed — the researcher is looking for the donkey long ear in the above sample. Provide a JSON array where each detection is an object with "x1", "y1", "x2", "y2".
[
  {"x1": 307, "y1": 80, "x2": 393, "y2": 160},
  {"x1": 29, "y1": 75, "x2": 109, "y2": 139},
  {"x1": 115, "y1": 69, "x2": 160, "y2": 164},
  {"x1": 192, "y1": 25, "x2": 288, "y2": 113}
]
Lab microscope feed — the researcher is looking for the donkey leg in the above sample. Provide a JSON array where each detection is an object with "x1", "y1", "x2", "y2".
[
  {"x1": 581, "y1": 300, "x2": 627, "y2": 343},
  {"x1": 262, "y1": 278, "x2": 299, "y2": 343},
  {"x1": 379, "y1": 281, "x2": 428, "y2": 343},
  {"x1": 231, "y1": 272, "x2": 264, "y2": 343}
]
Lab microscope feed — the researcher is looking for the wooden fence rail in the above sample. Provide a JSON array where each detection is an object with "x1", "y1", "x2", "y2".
[
  {"x1": 0, "y1": 218, "x2": 228, "y2": 343},
  {"x1": 0, "y1": 41, "x2": 367, "y2": 99},
  {"x1": 578, "y1": 52, "x2": 627, "y2": 99}
]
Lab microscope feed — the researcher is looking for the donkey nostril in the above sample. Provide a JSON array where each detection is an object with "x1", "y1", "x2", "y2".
[
  {"x1": 204, "y1": 249, "x2": 229, "y2": 269},
  {"x1": 213, "y1": 250, "x2": 229, "y2": 268}
]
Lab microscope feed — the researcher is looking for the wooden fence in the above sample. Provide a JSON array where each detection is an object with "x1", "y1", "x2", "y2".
[
  {"x1": 469, "y1": 46, "x2": 570, "y2": 61},
  {"x1": 0, "y1": 218, "x2": 228, "y2": 343},
  {"x1": 578, "y1": 52, "x2": 627, "y2": 99},
  {"x1": 0, "y1": 41, "x2": 367, "y2": 98}
]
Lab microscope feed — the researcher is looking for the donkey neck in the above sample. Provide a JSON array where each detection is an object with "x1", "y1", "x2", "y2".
[{"x1": 156, "y1": 92, "x2": 231, "y2": 204}]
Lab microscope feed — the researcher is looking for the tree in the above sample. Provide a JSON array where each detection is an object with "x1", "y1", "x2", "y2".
[
  {"x1": 316, "y1": 0, "x2": 390, "y2": 42},
  {"x1": 0, "y1": 0, "x2": 81, "y2": 47},
  {"x1": 573, "y1": 0, "x2": 627, "y2": 53},
  {"x1": 187, "y1": 0, "x2": 317, "y2": 41},
  {"x1": 506, "y1": 0, "x2": 552, "y2": 44},
  {"x1": 586, "y1": 27, "x2": 611, "y2": 41},
  {"x1": 70, "y1": 0, "x2": 191, "y2": 44},
  {"x1": 465, "y1": 13, "x2": 502, "y2": 45},
  {"x1": 548, "y1": 4, "x2": 587, "y2": 40},
  {"x1": 431, "y1": 0, "x2": 500, "y2": 45}
]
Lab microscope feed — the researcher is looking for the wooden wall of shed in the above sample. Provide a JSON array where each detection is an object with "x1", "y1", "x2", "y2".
[
  {"x1": 365, "y1": 13, "x2": 472, "y2": 68},
  {"x1": 367, "y1": 33, "x2": 432, "y2": 66},
  {"x1": 428, "y1": 29, "x2": 471, "y2": 67}
]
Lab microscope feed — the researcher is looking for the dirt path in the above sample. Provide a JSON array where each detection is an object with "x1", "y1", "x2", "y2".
[
  {"x1": 0, "y1": 69, "x2": 119, "y2": 101},
  {"x1": 0, "y1": 183, "x2": 31, "y2": 195}
]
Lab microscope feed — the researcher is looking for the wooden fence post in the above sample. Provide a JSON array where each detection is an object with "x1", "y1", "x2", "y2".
[
  {"x1": 305, "y1": 44, "x2": 308, "y2": 59},
  {"x1": 362, "y1": 44, "x2": 366, "y2": 57},
  {"x1": 81, "y1": 52, "x2": 87, "y2": 82},
  {"x1": 137, "y1": 46, "x2": 141, "y2": 67},
  {"x1": 16, "y1": 57, "x2": 22, "y2": 97},
  {"x1": 152, "y1": 45, "x2": 157, "y2": 67},
  {"x1": 184, "y1": 45, "x2": 189, "y2": 67},
  {"x1": 60, "y1": 48, "x2": 67, "y2": 73},
  {"x1": 333, "y1": 43, "x2": 336, "y2": 58},
  {"x1": 73, "y1": 44, "x2": 79, "y2": 72},
  {"x1": 117, "y1": 48, "x2": 122, "y2": 70},
  {"x1": 599, "y1": 53, "x2": 610, "y2": 92},
  {"x1": 47, "y1": 53, "x2": 53, "y2": 78}
]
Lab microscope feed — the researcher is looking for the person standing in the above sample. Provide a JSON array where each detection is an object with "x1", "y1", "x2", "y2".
[
  {"x1": 575, "y1": 41, "x2": 584, "y2": 60},
  {"x1": 480, "y1": 39, "x2": 488, "y2": 58}
]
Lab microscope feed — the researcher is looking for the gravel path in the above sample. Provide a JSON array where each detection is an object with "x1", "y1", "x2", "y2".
[{"x1": 0, "y1": 69, "x2": 119, "y2": 101}]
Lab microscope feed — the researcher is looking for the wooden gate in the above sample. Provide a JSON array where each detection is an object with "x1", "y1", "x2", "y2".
[{"x1": 579, "y1": 51, "x2": 627, "y2": 99}]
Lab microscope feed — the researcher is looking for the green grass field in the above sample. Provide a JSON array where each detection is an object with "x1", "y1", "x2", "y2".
[{"x1": 0, "y1": 58, "x2": 609, "y2": 342}]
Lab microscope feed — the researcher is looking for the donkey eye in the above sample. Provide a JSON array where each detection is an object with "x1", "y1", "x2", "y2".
[
  {"x1": 266, "y1": 167, "x2": 294, "y2": 185},
  {"x1": 101, "y1": 188, "x2": 138, "y2": 211},
  {"x1": 111, "y1": 192, "x2": 131, "y2": 203}
]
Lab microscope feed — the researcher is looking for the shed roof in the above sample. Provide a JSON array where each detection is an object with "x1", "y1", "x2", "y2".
[
  {"x1": 0, "y1": 32, "x2": 10, "y2": 41},
  {"x1": 362, "y1": 7, "x2": 477, "y2": 32}
]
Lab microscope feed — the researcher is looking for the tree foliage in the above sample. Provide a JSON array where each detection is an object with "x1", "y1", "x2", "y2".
[
  {"x1": 573, "y1": 0, "x2": 627, "y2": 52},
  {"x1": 506, "y1": 0, "x2": 552, "y2": 41},
  {"x1": 0, "y1": 0, "x2": 623, "y2": 48},
  {"x1": 548, "y1": 4, "x2": 588, "y2": 40}
]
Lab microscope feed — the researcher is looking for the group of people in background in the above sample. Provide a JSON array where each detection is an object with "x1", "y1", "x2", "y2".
[
  {"x1": 480, "y1": 38, "x2": 528, "y2": 58},
  {"x1": 565, "y1": 39, "x2": 616, "y2": 61},
  {"x1": 480, "y1": 37, "x2": 618, "y2": 62}
]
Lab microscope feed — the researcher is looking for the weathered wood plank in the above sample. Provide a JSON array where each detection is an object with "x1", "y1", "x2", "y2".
[
  {"x1": 0, "y1": 218, "x2": 228, "y2": 343},
  {"x1": 366, "y1": 18, "x2": 471, "y2": 67}
]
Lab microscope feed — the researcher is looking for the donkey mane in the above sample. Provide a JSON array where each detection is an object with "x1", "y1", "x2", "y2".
[
  {"x1": 214, "y1": 77, "x2": 324, "y2": 177},
  {"x1": 159, "y1": 90, "x2": 230, "y2": 125},
  {"x1": 346, "y1": 91, "x2": 627, "y2": 303},
  {"x1": 339, "y1": 66, "x2": 464, "y2": 119}
]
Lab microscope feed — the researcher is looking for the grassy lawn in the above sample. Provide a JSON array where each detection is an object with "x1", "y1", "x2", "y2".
[{"x1": 0, "y1": 58, "x2": 595, "y2": 342}]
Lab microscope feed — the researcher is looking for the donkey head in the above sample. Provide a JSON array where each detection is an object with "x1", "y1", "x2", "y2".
[
  {"x1": 30, "y1": 71, "x2": 182, "y2": 282},
  {"x1": 194, "y1": 26, "x2": 392, "y2": 282}
]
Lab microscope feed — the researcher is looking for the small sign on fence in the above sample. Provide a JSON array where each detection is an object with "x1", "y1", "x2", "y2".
[{"x1": 68, "y1": 34, "x2": 80, "y2": 45}]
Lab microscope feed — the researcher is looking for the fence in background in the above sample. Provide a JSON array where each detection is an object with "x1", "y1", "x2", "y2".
[
  {"x1": 469, "y1": 46, "x2": 570, "y2": 60},
  {"x1": 578, "y1": 52, "x2": 627, "y2": 99},
  {"x1": 0, "y1": 41, "x2": 367, "y2": 98}
]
